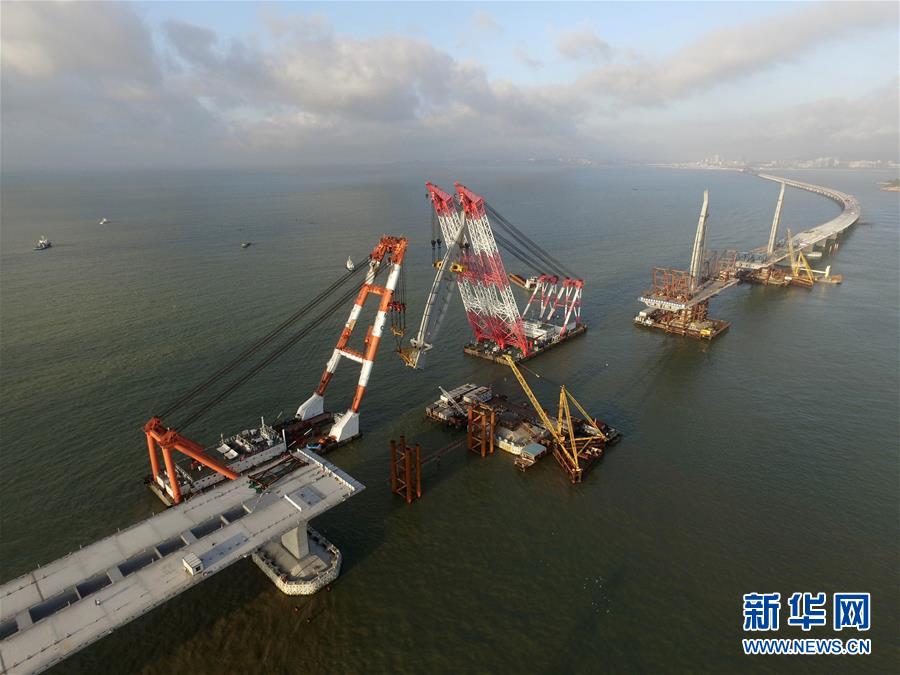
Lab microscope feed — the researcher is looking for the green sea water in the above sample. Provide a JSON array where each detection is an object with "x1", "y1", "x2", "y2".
[{"x1": 1, "y1": 165, "x2": 897, "y2": 673}]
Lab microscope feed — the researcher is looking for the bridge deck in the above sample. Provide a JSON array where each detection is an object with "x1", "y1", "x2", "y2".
[
  {"x1": 0, "y1": 449, "x2": 363, "y2": 675},
  {"x1": 737, "y1": 174, "x2": 860, "y2": 270}
]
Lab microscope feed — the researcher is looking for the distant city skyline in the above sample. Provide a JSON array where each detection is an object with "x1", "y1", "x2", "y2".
[
  {"x1": 679, "y1": 155, "x2": 900, "y2": 170},
  {"x1": 2, "y1": 1, "x2": 898, "y2": 170}
]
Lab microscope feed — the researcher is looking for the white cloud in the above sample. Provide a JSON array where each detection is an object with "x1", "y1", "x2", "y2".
[
  {"x1": 556, "y1": 28, "x2": 611, "y2": 63},
  {"x1": 513, "y1": 48, "x2": 544, "y2": 70},
  {"x1": 0, "y1": 1, "x2": 896, "y2": 169},
  {"x1": 579, "y1": 2, "x2": 897, "y2": 105},
  {"x1": 472, "y1": 10, "x2": 501, "y2": 34}
]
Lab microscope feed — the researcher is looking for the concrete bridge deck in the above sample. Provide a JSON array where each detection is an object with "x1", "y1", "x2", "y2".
[
  {"x1": 0, "y1": 448, "x2": 363, "y2": 675},
  {"x1": 736, "y1": 173, "x2": 861, "y2": 270}
]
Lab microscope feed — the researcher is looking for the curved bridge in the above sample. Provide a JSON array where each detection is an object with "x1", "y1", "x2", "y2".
[{"x1": 637, "y1": 172, "x2": 859, "y2": 324}]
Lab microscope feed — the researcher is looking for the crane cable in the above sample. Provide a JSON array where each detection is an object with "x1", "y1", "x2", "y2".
[
  {"x1": 492, "y1": 231, "x2": 550, "y2": 276},
  {"x1": 174, "y1": 262, "x2": 388, "y2": 431},
  {"x1": 488, "y1": 203, "x2": 572, "y2": 278},
  {"x1": 485, "y1": 202, "x2": 577, "y2": 279},
  {"x1": 158, "y1": 257, "x2": 370, "y2": 419}
]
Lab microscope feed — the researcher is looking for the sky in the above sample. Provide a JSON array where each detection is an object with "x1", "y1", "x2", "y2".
[{"x1": 1, "y1": 1, "x2": 897, "y2": 170}]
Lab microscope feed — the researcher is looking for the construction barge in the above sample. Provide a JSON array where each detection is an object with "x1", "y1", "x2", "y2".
[
  {"x1": 463, "y1": 323, "x2": 588, "y2": 363},
  {"x1": 634, "y1": 307, "x2": 730, "y2": 340},
  {"x1": 425, "y1": 382, "x2": 622, "y2": 478}
]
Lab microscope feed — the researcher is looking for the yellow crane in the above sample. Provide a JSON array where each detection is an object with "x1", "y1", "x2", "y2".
[
  {"x1": 502, "y1": 354, "x2": 605, "y2": 483},
  {"x1": 786, "y1": 228, "x2": 815, "y2": 287}
]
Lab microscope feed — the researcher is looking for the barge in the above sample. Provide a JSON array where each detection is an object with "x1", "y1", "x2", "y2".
[
  {"x1": 634, "y1": 308, "x2": 730, "y2": 340},
  {"x1": 145, "y1": 411, "x2": 356, "y2": 506},
  {"x1": 463, "y1": 323, "x2": 587, "y2": 364},
  {"x1": 425, "y1": 383, "x2": 622, "y2": 469}
]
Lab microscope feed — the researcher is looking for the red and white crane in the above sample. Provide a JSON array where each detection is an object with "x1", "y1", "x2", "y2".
[
  {"x1": 297, "y1": 235, "x2": 408, "y2": 442},
  {"x1": 403, "y1": 181, "x2": 585, "y2": 368}
]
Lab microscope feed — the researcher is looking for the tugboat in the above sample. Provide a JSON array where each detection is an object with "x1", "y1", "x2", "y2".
[{"x1": 34, "y1": 236, "x2": 52, "y2": 251}]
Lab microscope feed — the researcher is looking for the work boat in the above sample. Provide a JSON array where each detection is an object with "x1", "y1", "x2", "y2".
[{"x1": 34, "y1": 236, "x2": 52, "y2": 250}]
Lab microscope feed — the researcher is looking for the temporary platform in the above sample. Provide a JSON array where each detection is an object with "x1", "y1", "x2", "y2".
[{"x1": 635, "y1": 191, "x2": 737, "y2": 341}]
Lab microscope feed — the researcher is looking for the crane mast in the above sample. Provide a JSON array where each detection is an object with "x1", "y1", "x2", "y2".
[
  {"x1": 401, "y1": 184, "x2": 469, "y2": 368},
  {"x1": 455, "y1": 182, "x2": 529, "y2": 356},
  {"x1": 502, "y1": 355, "x2": 609, "y2": 483},
  {"x1": 404, "y1": 180, "x2": 585, "y2": 369},
  {"x1": 297, "y1": 235, "x2": 408, "y2": 442},
  {"x1": 502, "y1": 354, "x2": 562, "y2": 444}
]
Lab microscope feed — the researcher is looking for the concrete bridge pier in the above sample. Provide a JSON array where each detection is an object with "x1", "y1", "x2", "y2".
[
  {"x1": 252, "y1": 524, "x2": 342, "y2": 595},
  {"x1": 281, "y1": 523, "x2": 311, "y2": 560}
]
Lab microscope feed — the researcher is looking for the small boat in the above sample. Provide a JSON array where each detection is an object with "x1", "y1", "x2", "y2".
[
  {"x1": 345, "y1": 256, "x2": 355, "y2": 271},
  {"x1": 99, "y1": 218, "x2": 109, "y2": 225},
  {"x1": 34, "y1": 236, "x2": 52, "y2": 251},
  {"x1": 805, "y1": 250, "x2": 822, "y2": 260},
  {"x1": 241, "y1": 242, "x2": 252, "y2": 248}
]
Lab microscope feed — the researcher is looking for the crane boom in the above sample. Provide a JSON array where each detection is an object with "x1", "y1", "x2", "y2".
[
  {"x1": 296, "y1": 235, "x2": 409, "y2": 443},
  {"x1": 786, "y1": 228, "x2": 814, "y2": 284},
  {"x1": 559, "y1": 387, "x2": 579, "y2": 468},
  {"x1": 565, "y1": 389, "x2": 606, "y2": 440},
  {"x1": 502, "y1": 354, "x2": 563, "y2": 445},
  {"x1": 401, "y1": 213, "x2": 467, "y2": 368}
]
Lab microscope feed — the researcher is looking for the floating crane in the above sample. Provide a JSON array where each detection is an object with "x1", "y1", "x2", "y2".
[
  {"x1": 144, "y1": 235, "x2": 408, "y2": 504},
  {"x1": 402, "y1": 181, "x2": 586, "y2": 368},
  {"x1": 502, "y1": 354, "x2": 608, "y2": 483}
]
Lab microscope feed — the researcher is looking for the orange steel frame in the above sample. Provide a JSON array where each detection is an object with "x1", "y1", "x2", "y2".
[
  {"x1": 649, "y1": 267, "x2": 693, "y2": 301},
  {"x1": 313, "y1": 236, "x2": 408, "y2": 413},
  {"x1": 144, "y1": 416, "x2": 239, "y2": 505},
  {"x1": 389, "y1": 435, "x2": 422, "y2": 504},
  {"x1": 467, "y1": 404, "x2": 496, "y2": 457}
]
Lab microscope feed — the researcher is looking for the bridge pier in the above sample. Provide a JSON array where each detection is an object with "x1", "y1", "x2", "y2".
[{"x1": 252, "y1": 525, "x2": 342, "y2": 595}]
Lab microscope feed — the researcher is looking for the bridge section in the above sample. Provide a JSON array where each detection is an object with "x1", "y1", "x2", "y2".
[
  {"x1": 0, "y1": 448, "x2": 363, "y2": 675},
  {"x1": 736, "y1": 173, "x2": 860, "y2": 271},
  {"x1": 636, "y1": 173, "x2": 859, "y2": 339}
]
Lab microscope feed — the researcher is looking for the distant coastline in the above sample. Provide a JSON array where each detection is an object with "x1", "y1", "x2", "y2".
[
  {"x1": 651, "y1": 158, "x2": 899, "y2": 172},
  {"x1": 650, "y1": 163, "x2": 743, "y2": 172}
]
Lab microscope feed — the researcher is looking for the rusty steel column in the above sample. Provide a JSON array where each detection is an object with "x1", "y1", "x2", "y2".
[
  {"x1": 146, "y1": 434, "x2": 160, "y2": 480},
  {"x1": 415, "y1": 443, "x2": 422, "y2": 499},
  {"x1": 161, "y1": 445, "x2": 182, "y2": 504},
  {"x1": 404, "y1": 444, "x2": 413, "y2": 504}
]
